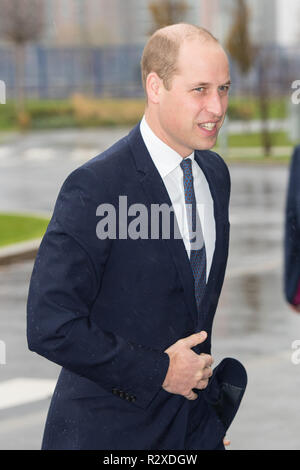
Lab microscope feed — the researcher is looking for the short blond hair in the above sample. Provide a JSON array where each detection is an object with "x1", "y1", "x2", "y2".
[{"x1": 141, "y1": 23, "x2": 219, "y2": 93}]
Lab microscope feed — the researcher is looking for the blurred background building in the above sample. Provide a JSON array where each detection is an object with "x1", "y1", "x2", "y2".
[
  {"x1": 36, "y1": 0, "x2": 282, "y2": 47},
  {"x1": 0, "y1": 0, "x2": 299, "y2": 98}
]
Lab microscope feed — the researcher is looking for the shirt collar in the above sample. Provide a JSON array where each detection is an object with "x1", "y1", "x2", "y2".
[{"x1": 140, "y1": 115, "x2": 194, "y2": 179}]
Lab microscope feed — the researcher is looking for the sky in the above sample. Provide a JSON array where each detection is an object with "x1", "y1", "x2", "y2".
[{"x1": 277, "y1": 0, "x2": 300, "y2": 45}]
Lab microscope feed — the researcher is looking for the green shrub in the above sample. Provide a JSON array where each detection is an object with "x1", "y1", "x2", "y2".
[
  {"x1": 0, "y1": 213, "x2": 50, "y2": 247},
  {"x1": 0, "y1": 95, "x2": 288, "y2": 130}
]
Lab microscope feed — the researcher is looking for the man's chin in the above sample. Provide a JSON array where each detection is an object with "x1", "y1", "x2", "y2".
[{"x1": 195, "y1": 136, "x2": 218, "y2": 151}]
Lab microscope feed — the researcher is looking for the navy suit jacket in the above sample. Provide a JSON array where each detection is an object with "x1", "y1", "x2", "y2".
[
  {"x1": 27, "y1": 123, "x2": 246, "y2": 450},
  {"x1": 284, "y1": 146, "x2": 300, "y2": 304}
]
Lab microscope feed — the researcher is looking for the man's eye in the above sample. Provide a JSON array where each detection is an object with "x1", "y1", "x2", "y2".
[
  {"x1": 194, "y1": 87, "x2": 205, "y2": 93},
  {"x1": 219, "y1": 85, "x2": 230, "y2": 93}
]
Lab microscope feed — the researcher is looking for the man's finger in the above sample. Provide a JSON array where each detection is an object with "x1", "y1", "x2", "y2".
[
  {"x1": 182, "y1": 331, "x2": 207, "y2": 349},
  {"x1": 199, "y1": 353, "x2": 214, "y2": 367},
  {"x1": 184, "y1": 390, "x2": 198, "y2": 400},
  {"x1": 201, "y1": 366, "x2": 213, "y2": 380},
  {"x1": 195, "y1": 365, "x2": 212, "y2": 381},
  {"x1": 195, "y1": 379, "x2": 209, "y2": 390}
]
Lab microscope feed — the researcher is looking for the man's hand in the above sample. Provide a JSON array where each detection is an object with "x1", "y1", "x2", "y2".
[{"x1": 162, "y1": 331, "x2": 213, "y2": 400}]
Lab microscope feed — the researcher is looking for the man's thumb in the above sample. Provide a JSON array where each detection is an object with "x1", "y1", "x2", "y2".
[{"x1": 184, "y1": 331, "x2": 207, "y2": 348}]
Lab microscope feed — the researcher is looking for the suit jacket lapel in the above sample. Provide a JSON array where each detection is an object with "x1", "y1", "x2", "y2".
[
  {"x1": 194, "y1": 150, "x2": 229, "y2": 329},
  {"x1": 127, "y1": 123, "x2": 198, "y2": 326}
]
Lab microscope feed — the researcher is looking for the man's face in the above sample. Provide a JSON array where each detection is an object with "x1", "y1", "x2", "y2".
[{"x1": 156, "y1": 39, "x2": 230, "y2": 157}]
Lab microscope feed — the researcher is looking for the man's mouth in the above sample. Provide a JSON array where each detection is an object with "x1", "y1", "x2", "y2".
[
  {"x1": 197, "y1": 121, "x2": 219, "y2": 135},
  {"x1": 199, "y1": 122, "x2": 217, "y2": 130}
]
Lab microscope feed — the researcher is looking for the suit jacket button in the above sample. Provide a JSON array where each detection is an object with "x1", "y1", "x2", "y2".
[
  {"x1": 130, "y1": 395, "x2": 136, "y2": 403},
  {"x1": 112, "y1": 388, "x2": 118, "y2": 395},
  {"x1": 119, "y1": 391, "x2": 124, "y2": 399}
]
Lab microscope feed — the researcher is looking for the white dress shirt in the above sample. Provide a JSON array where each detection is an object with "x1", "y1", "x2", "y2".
[{"x1": 140, "y1": 115, "x2": 216, "y2": 282}]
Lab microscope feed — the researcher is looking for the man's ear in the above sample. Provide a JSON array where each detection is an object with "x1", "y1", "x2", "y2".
[{"x1": 146, "y1": 72, "x2": 163, "y2": 104}]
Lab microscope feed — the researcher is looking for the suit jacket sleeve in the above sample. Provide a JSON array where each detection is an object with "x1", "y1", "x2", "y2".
[
  {"x1": 284, "y1": 147, "x2": 300, "y2": 304},
  {"x1": 26, "y1": 165, "x2": 170, "y2": 410}
]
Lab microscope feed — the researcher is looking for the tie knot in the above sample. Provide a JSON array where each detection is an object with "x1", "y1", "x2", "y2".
[{"x1": 180, "y1": 158, "x2": 193, "y2": 176}]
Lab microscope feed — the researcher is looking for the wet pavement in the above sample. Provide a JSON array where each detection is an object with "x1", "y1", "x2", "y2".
[{"x1": 0, "y1": 128, "x2": 299, "y2": 450}]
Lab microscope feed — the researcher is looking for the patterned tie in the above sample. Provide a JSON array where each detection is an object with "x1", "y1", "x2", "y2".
[{"x1": 180, "y1": 158, "x2": 207, "y2": 312}]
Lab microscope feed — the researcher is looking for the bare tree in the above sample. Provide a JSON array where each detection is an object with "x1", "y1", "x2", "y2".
[
  {"x1": 0, "y1": 0, "x2": 45, "y2": 118},
  {"x1": 148, "y1": 0, "x2": 189, "y2": 33},
  {"x1": 226, "y1": 0, "x2": 272, "y2": 157},
  {"x1": 256, "y1": 49, "x2": 273, "y2": 157},
  {"x1": 226, "y1": 0, "x2": 254, "y2": 75}
]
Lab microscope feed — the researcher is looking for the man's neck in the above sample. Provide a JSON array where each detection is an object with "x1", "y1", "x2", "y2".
[{"x1": 143, "y1": 109, "x2": 191, "y2": 159}]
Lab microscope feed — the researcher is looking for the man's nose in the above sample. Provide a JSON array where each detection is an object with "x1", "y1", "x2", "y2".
[{"x1": 205, "y1": 91, "x2": 224, "y2": 117}]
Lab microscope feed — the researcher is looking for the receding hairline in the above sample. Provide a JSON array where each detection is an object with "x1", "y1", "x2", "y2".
[
  {"x1": 151, "y1": 23, "x2": 219, "y2": 44},
  {"x1": 141, "y1": 23, "x2": 221, "y2": 95}
]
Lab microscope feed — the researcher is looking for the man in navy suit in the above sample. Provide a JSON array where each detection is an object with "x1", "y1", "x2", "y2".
[
  {"x1": 284, "y1": 145, "x2": 300, "y2": 312},
  {"x1": 27, "y1": 23, "x2": 246, "y2": 450}
]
